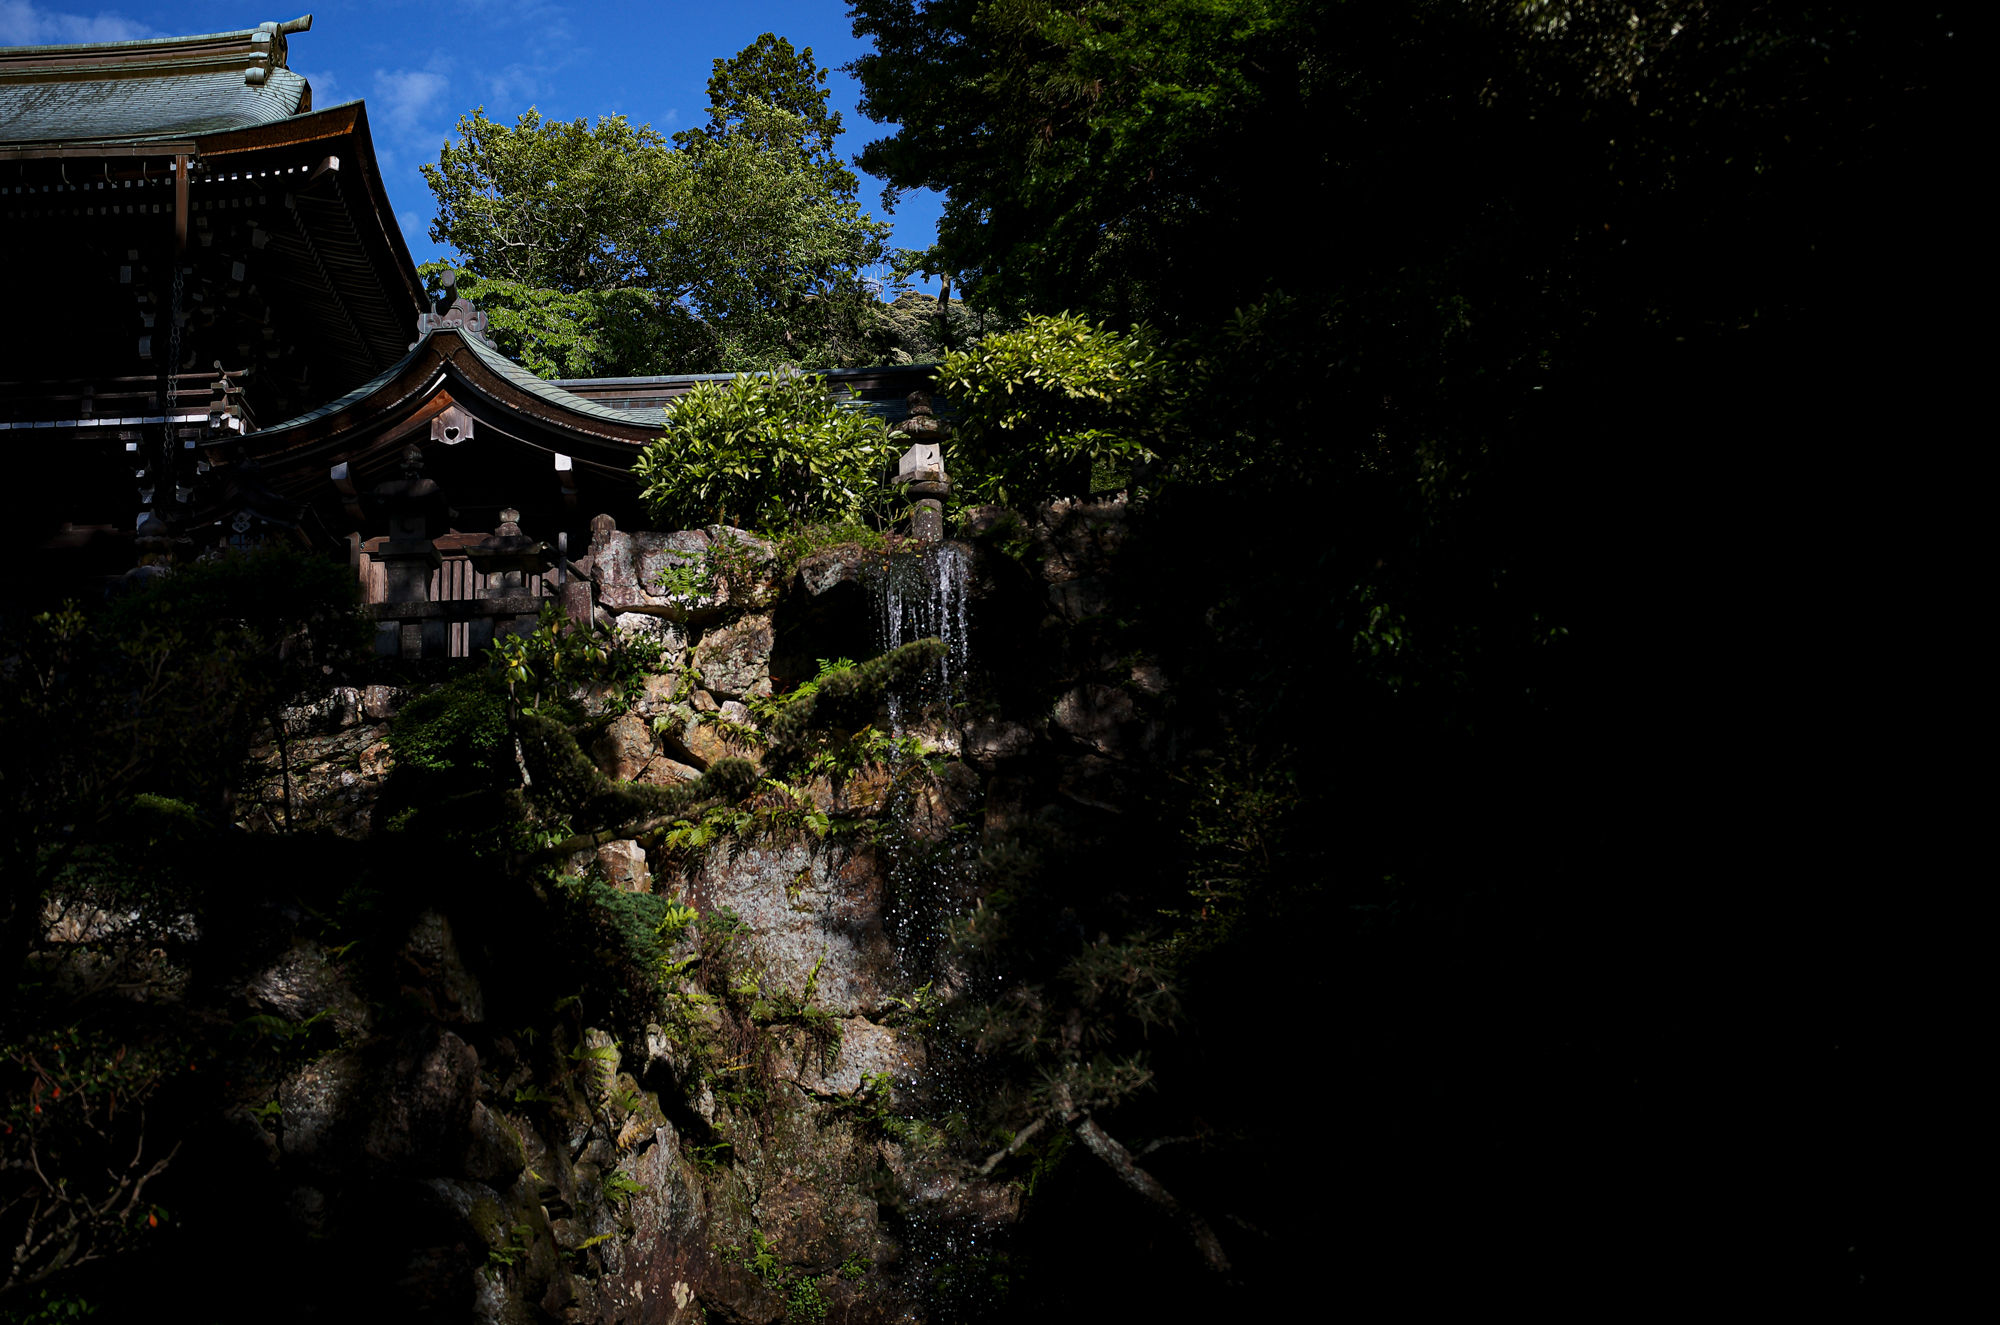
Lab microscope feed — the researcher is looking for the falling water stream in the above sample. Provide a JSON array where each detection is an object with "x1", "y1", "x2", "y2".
[
  {"x1": 864, "y1": 541, "x2": 1006, "y2": 1314},
  {"x1": 872, "y1": 541, "x2": 972, "y2": 739}
]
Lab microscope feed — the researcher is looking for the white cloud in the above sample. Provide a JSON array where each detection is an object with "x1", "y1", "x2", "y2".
[
  {"x1": 292, "y1": 67, "x2": 339, "y2": 104},
  {"x1": 483, "y1": 63, "x2": 543, "y2": 108},
  {"x1": 0, "y1": 1, "x2": 163, "y2": 45},
  {"x1": 372, "y1": 66, "x2": 452, "y2": 134}
]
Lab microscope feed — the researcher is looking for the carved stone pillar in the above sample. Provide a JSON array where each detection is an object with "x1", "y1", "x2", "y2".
[
  {"x1": 892, "y1": 391, "x2": 952, "y2": 541},
  {"x1": 368, "y1": 446, "x2": 443, "y2": 658}
]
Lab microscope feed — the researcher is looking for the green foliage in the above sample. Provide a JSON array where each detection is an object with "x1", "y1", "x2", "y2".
[
  {"x1": 389, "y1": 672, "x2": 510, "y2": 776},
  {"x1": 685, "y1": 1140, "x2": 734, "y2": 1172},
  {"x1": 424, "y1": 108, "x2": 677, "y2": 292},
  {"x1": 747, "y1": 655, "x2": 853, "y2": 727},
  {"x1": 1, "y1": 1028, "x2": 183, "y2": 1297},
  {"x1": 937, "y1": 314, "x2": 1172, "y2": 506},
  {"x1": 761, "y1": 639, "x2": 949, "y2": 752},
  {"x1": 675, "y1": 33, "x2": 855, "y2": 197},
  {"x1": 655, "y1": 900, "x2": 700, "y2": 945},
  {"x1": 485, "y1": 602, "x2": 655, "y2": 714},
  {"x1": 484, "y1": 1222, "x2": 536, "y2": 1274},
  {"x1": 741, "y1": 1228, "x2": 782, "y2": 1285},
  {"x1": 602, "y1": 1170, "x2": 646, "y2": 1207},
  {"x1": 851, "y1": 0, "x2": 1306, "y2": 322},
  {"x1": 785, "y1": 1276, "x2": 829, "y2": 1322},
  {"x1": 422, "y1": 35, "x2": 891, "y2": 375},
  {"x1": 0, "y1": 548, "x2": 366, "y2": 986},
  {"x1": 633, "y1": 372, "x2": 896, "y2": 530},
  {"x1": 1, "y1": 1027, "x2": 175, "y2": 1139},
  {"x1": 419, "y1": 264, "x2": 658, "y2": 381},
  {"x1": 571, "y1": 879, "x2": 678, "y2": 999},
  {"x1": 1159, "y1": 746, "x2": 1302, "y2": 960},
  {"x1": 0, "y1": 1289, "x2": 98, "y2": 1322},
  {"x1": 772, "y1": 520, "x2": 888, "y2": 578},
  {"x1": 879, "y1": 981, "x2": 945, "y2": 1035}
]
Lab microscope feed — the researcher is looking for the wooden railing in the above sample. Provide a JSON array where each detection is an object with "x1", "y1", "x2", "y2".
[{"x1": 363, "y1": 553, "x2": 562, "y2": 659}]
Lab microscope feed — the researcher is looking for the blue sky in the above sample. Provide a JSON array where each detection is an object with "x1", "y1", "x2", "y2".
[{"x1": 0, "y1": 0, "x2": 946, "y2": 290}]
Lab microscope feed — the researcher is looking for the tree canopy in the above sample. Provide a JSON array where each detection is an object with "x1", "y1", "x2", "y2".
[
  {"x1": 842, "y1": 0, "x2": 1958, "y2": 1310},
  {"x1": 422, "y1": 35, "x2": 890, "y2": 377}
]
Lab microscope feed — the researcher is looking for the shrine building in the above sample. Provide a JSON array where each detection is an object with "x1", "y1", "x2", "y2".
[{"x1": 1, "y1": 16, "x2": 930, "y2": 652}]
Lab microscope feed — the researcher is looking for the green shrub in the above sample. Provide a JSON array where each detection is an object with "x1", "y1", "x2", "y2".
[
  {"x1": 632, "y1": 371, "x2": 897, "y2": 530},
  {"x1": 389, "y1": 673, "x2": 511, "y2": 778},
  {"x1": 935, "y1": 313, "x2": 1171, "y2": 506}
]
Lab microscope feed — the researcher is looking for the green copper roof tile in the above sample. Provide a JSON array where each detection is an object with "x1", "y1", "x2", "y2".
[{"x1": 0, "y1": 67, "x2": 308, "y2": 144}]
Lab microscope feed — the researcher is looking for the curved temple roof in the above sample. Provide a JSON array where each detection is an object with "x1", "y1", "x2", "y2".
[
  {"x1": 0, "y1": 18, "x2": 317, "y2": 146},
  {"x1": 0, "y1": 18, "x2": 425, "y2": 419},
  {"x1": 248, "y1": 325, "x2": 673, "y2": 456}
]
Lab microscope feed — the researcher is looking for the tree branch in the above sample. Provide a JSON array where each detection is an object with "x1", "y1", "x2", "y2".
[{"x1": 1072, "y1": 1115, "x2": 1231, "y2": 1275}]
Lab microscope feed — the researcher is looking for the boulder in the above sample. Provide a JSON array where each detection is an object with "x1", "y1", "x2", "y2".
[
  {"x1": 359, "y1": 738, "x2": 395, "y2": 780},
  {"x1": 1130, "y1": 658, "x2": 1170, "y2": 695},
  {"x1": 613, "y1": 612, "x2": 688, "y2": 655},
  {"x1": 908, "y1": 761, "x2": 981, "y2": 841},
  {"x1": 460, "y1": 1102, "x2": 529, "y2": 1185},
  {"x1": 362, "y1": 684, "x2": 405, "y2": 721},
  {"x1": 398, "y1": 910, "x2": 485, "y2": 1024},
  {"x1": 981, "y1": 776, "x2": 1039, "y2": 844},
  {"x1": 592, "y1": 712, "x2": 656, "y2": 782},
  {"x1": 705, "y1": 525, "x2": 780, "y2": 605},
  {"x1": 687, "y1": 842, "x2": 898, "y2": 1017},
  {"x1": 586, "y1": 1132, "x2": 711, "y2": 1325},
  {"x1": 1058, "y1": 755, "x2": 1130, "y2": 813},
  {"x1": 282, "y1": 1023, "x2": 479, "y2": 1176},
  {"x1": 598, "y1": 839, "x2": 652, "y2": 894},
  {"x1": 1031, "y1": 494, "x2": 1129, "y2": 583},
  {"x1": 779, "y1": 1017, "x2": 925, "y2": 1098},
  {"x1": 692, "y1": 613, "x2": 775, "y2": 699},
  {"x1": 963, "y1": 504, "x2": 1025, "y2": 539},
  {"x1": 639, "y1": 754, "x2": 702, "y2": 787},
  {"x1": 678, "y1": 716, "x2": 759, "y2": 770},
  {"x1": 962, "y1": 718, "x2": 1036, "y2": 766},
  {"x1": 1054, "y1": 683, "x2": 1138, "y2": 757},
  {"x1": 1048, "y1": 574, "x2": 1115, "y2": 621},
  {"x1": 241, "y1": 939, "x2": 372, "y2": 1038},
  {"x1": 834, "y1": 762, "x2": 894, "y2": 816},
  {"x1": 634, "y1": 672, "x2": 682, "y2": 717},
  {"x1": 593, "y1": 527, "x2": 715, "y2": 618},
  {"x1": 796, "y1": 544, "x2": 867, "y2": 596}
]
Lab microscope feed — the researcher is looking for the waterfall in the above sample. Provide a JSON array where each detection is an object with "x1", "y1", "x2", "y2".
[
  {"x1": 872, "y1": 541, "x2": 971, "y2": 738},
  {"x1": 866, "y1": 539, "x2": 1002, "y2": 1313}
]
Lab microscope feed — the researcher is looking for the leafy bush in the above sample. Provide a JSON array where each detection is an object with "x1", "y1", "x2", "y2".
[
  {"x1": 485, "y1": 602, "x2": 672, "y2": 716},
  {"x1": 420, "y1": 264, "x2": 664, "y2": 381},
  {"x1": 773, "y1": 518, "x2": 888, "y2": 577},
  {"x1": 632, "y1": 371, "x2": 896, "y2": 530},
  {"x1": 389, "y1": 673, "x2": 511, "y2": 776},
  {"x1": 935, "y1": 313, "x2": 1172, "y2": 506}
]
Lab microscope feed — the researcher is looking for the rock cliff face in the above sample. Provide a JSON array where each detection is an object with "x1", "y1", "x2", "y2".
[{"x1": 215, "y1": 495, "x2": 1162, "y2": 1323}]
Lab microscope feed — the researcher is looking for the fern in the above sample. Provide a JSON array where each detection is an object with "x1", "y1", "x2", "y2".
[{"x1": 602, "y1": 1171, "x2": 645, "y2": 1206}]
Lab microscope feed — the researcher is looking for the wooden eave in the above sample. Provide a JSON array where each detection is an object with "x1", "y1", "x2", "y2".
[
  {"x1": 230, "y1": 327, "x2": 661, "y2": 505},
  {"x1": 0, "y1": 27, "x2": 287, "y2": 82}
]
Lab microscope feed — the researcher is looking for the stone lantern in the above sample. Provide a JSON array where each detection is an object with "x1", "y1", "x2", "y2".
[
  {"x1": 123, "y1": 512, "x2": 174, "y2": 592},
  {"x1": 467, "y1": 507, "x2": 553, "y2": 595},
  {"x1": 892, "y1": 391, "x2": 951, "y2": 541},
  {"x1": 367, "y1": 445, "x2": 443, "y2": 604}
]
